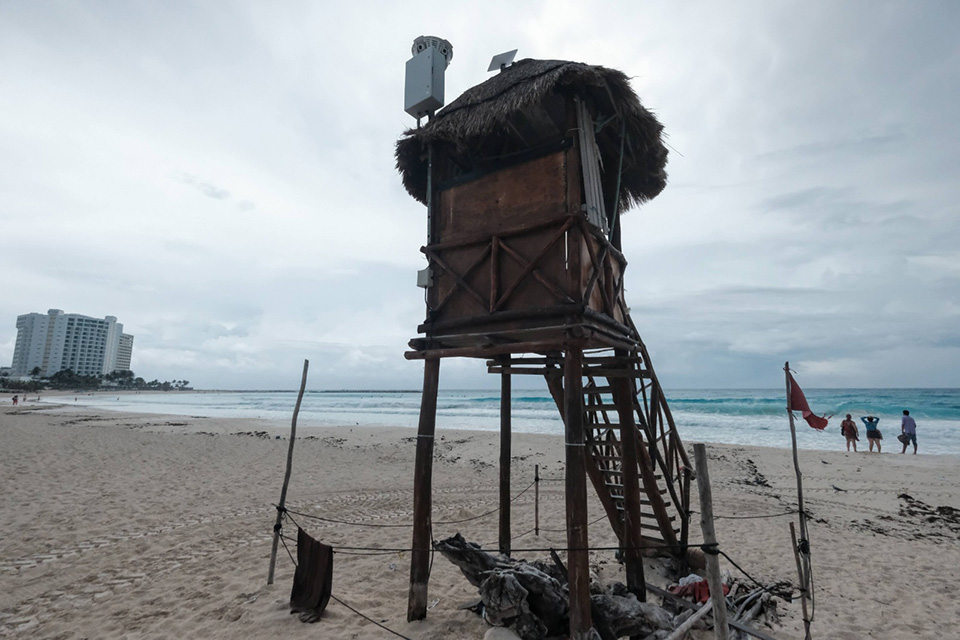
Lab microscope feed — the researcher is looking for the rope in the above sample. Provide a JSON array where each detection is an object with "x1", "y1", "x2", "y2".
[
  {"x1": 278, "y1": 514, "x2": 791, "y2": 610},
  {"x1": 283, "y1": 506, "x2": 413, "y2": 528},
  {"x1": 689, "y1": 508, "x2": 798, "y2": 520},
  {"x1": 716, "y1": 549, "x2": 782, "y2": 597},
  {"x1": 538, "y1": 513, "x2": 607, "y2": 532},
  {"x1": 330, "y1": 595, "x2": 413, "y2": 640},
  {"x1": 435, "y1": 479, "x2": 536, "y2": 525},
  {"x1": 714, "y1": 510, "x2": 797, "y2": 520},
  {"x1": 276, "y1": 479, "x2": 537, "y2": 530},
  {"x1": 279, "y1": 528, "x2": 297, "y2": 567},
  {"x1": 808, "y1": 553, "x2": 817, "y2": 621}
]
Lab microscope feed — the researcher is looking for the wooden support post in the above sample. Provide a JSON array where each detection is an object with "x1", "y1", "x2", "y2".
[
  {"x1": 564, "y1": 347, "x2": 593, "y2": 639},
  {"x1": 784, "y1": 362, "x2": 812, "y2": 640},
  {"x1": 678, "y1": 463, "x2": 693, "y2": 577},
  {"x1": 535, "y1": 463, "x2": 540, "y2": 536},
  {"x1": 408, "y1": 357, "x2": 440, "y2": 622},
  {"x1": 267, "y1": 359, "x2": 309, "y2": 585},
  {"x1": 499, "y1": 354, "x2": 512, "y2": 555},
  {"x1": 611, "y1": 372, "x2": 646, "y2": 601},
  {"x1": 693, "y1": 443, "x2": 730, "y2": 640}
]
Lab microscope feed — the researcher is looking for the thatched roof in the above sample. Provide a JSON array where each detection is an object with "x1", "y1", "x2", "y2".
[{"x1": 395, "y1": 58, "x2": 668, "y2": 213}]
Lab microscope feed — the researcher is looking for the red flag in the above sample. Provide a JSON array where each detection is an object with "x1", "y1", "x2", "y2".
[{"x1": 788, "y1": 373, "x2": 829, "y2": 430}]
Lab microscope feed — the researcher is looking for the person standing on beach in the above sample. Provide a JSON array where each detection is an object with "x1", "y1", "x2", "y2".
[
  {"x1": 12, "y1": 395, "x2": 18, "y2": 406},
  {"x1": 901, "y1": 410, "x2": 918, "y2": 454},
  {"x1": 841, "y1": 414, "x2": 859, "y2": 452},
  {"x1": 861, "y1": 416, "x2": 882, "y2": 453}
]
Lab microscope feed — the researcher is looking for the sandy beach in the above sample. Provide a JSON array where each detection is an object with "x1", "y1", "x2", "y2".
[{"x1": 1, "y1": 402, "x2": 958, "y2": 639}]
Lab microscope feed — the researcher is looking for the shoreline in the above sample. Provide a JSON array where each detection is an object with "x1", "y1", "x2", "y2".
[
  {"x1": 30, "y1": 391, "x2": 960, "y2": 457},
  {"x1": 27, "y1": 400, "x2": 960, "y2": 456},
  {"x1": 2, "y1": 404, "x2": 958, "y2": 639}
]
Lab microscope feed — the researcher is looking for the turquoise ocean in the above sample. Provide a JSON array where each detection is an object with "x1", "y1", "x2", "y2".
[{"x1": 65, "y1": 388, "x2": 959, "y2": 455}]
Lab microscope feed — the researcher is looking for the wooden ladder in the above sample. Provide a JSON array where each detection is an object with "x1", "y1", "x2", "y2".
[
  {"x1": 577, "y1": 349, "x2": 690, "y2": 553},
  {"x1": 492, "y1": 344, "x2": 691, "y2": 555}
]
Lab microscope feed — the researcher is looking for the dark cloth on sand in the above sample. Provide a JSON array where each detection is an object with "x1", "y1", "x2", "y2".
[{"x1": 290, "y1": 527, "x2": 333, "y2": 621}]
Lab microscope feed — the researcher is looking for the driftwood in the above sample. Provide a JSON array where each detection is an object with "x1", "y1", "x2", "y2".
[
  {"x1": 663, "y1": 597, "x2": 713, "y2": 640},
  {"x1": 590, "y1": 591, "x2": 675, "y2": 638},
  {"x1": 435, "y1": 534, "x2": 675, "y2": 640},
  {"x1": 435, "y1": 534, "x2": 568, "y2": 638}
]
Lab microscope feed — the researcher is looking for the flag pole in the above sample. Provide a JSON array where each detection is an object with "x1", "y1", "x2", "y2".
[{"x1": 784, "y1": 361, "x2": 812, "y2": 640}]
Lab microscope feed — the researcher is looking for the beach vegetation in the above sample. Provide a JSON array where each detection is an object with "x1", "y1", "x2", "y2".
[{"x1": 2, "y1": 369, "x2": 192, "y2": 393}]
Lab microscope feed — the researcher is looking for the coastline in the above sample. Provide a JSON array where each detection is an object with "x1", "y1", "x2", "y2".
[
  {"x1": 2, "y1": 404, "x2": 958, "y2": 638},
  {"x1": 37, "y1": 387, "x2": 960, "y2": 456}
]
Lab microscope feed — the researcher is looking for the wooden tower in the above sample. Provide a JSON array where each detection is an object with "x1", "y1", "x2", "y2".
[{"x1": 395, "y1": 59, "x2": 691, "y2": 639}]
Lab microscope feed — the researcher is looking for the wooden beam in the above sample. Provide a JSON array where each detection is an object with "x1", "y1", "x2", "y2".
[
  {"x1": 422, "y1": 214, "x2": 574, "y2": 251},
  {"x1": 499, "y1": 355, "x2": 512, "y2": 556},
  {"x1": 408, "y1": 358, "x2": 440, "y2": 621},
  {"x1": 693, "y1": 443, "x2": 730, "y2": 640},
  {"x1": 490, "y1": 236, "x2": 499, "y2": 313},
  {"x1": 564, "y1": 347, "x2": 593, "y2": 639},
  {"x1": 267, "y1": 359, "x2": 309, "y2": 585},
  {"x1": 611, "y1": 362, "x2": 646, "y2": 600}
]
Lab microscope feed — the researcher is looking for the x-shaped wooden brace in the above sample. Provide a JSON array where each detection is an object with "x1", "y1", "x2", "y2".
[
  {"x1": 423, "y1": 244, "x2": 491, "y2": 314},
  {"x1": 493, "y1": 217, "x2": 576, "y2": 311}
]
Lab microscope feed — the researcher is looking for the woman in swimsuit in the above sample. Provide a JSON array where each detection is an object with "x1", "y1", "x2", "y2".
[
  {"x1": 861, "y1": 416, "x2": 882, "y2": 453},
  {"x1": 841, "y1": 414, "x2": 858, "y2": 452}
]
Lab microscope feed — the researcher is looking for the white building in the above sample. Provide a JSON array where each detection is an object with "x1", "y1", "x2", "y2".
[
  {"x1": 116, "y1": 333, "x2": 134, "y2": 372},
  {"x1": 11, "y1": 309, "x2": 133, "y2": 377}
]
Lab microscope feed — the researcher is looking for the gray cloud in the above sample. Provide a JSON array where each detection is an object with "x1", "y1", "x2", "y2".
[
  {"x1": 1, "y1": 1, "x2": 958, "y2": 389},
  {"x1": 180, "y1": 174, "x2": 232, "y2": 200}
]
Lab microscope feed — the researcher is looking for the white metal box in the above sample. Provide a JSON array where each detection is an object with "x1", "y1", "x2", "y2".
[{"x1": 405, "y1": 47, "x2": 446, "y2": 119}]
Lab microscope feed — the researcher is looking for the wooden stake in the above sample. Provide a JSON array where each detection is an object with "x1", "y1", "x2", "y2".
[
  {"x1": 784, "y1": 362, "x2": 813, "y2": 640},
  {"x1": 535, "y1": 463, "x2": 540, "y2": 536},
  {"x1": 564, "y1": 347, "x2": 593, "y2": 639},
  {"x1": 784, "y1": 363, "x2": 810, "y2": 545},
  {"x1": 267, "y1": 359, "x2": 309, "y2": 585},
  {"x1": 693, "y1": 443, "x2": 730, "y2": 640},
  {"x1": 408, "y1": 358, "x2": 440, "y2": 621},
  {"x1": 789, "y1": 522, "x2": 811, "y2": 640},
  {"x1": 499, "y1": 354, "x2": 512, "y2": 555},
  {"x1": 679, "y1": 464, "x2": 693, "y2": 577}
]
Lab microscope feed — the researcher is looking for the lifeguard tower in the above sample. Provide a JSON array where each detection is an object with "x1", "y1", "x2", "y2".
[{"x1": 397, "y1": 43, "x2": 691, "y2": 638}]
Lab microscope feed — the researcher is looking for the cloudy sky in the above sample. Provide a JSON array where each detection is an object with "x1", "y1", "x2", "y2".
[{"x1": 2, "y1": 1, "x2": 958, "y2": 390}]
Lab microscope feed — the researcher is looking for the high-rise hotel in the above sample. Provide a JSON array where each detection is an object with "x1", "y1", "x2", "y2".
[{"x1": 11, "y1": 309, "x2": 134, "y2": 377}]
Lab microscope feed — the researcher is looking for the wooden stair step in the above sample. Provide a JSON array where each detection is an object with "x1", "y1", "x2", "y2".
[
  {"x1": 584, "y1": 404, "x2": 620, "y2": 412},
  {"x1": 605, "y1": 485, "x2": 667, "y2": 496},
  {"x1": 581, "y1": 367, "x2": 652, "y2": 378},
  {"x1": 598, "y1": 469, "x2": 663, "y2": 481},
  {"x1": 583, "y1": 385, "x2": 614, "y2": 394},
  {"x1": 615, "y1": 503, "x2": 675, "y2": 511},
  {"x1": 607, "y1": 495, "x2": 673, "y2": 508},
  {"x1": 582, "y1": 355, "x2": 644, "y2": 365},
  {"x1": 612, "y1": 505, "x2": 677, "y2": 523}
]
